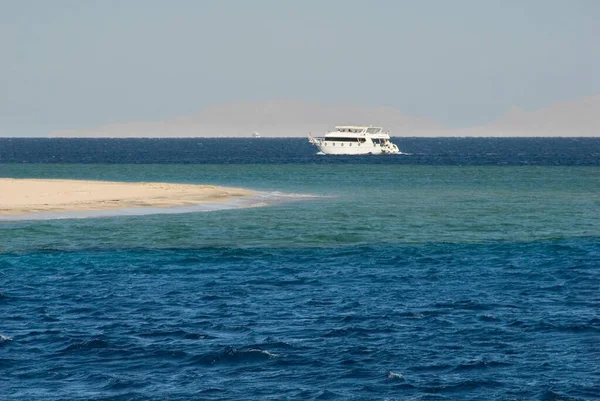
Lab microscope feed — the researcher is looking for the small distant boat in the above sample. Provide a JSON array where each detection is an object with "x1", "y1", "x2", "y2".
[
  {"x1": 308, "y1": 126, "x2": 400, "y2": 155},
  {"x1": 252, "y1": 132, "x2": 261, "y2": 138}
]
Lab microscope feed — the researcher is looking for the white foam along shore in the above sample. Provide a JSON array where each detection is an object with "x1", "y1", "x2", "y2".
[{"x1": 0, "y1": 178, "x2": 258, "y2": 218}]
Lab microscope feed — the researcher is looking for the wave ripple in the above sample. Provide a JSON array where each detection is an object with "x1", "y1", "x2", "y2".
[{"x1": 1, "y1": 240, "x2": 599, "y2": 400}]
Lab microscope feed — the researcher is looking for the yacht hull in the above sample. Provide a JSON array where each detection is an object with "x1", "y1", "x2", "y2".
[{"x1": 314, "y1": 143, "x2": 386, "y2": 155}]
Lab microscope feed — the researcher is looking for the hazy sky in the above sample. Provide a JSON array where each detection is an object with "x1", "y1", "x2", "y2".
[{"x1": 2, "y1": 0, "x2": 599, "y2": 136}]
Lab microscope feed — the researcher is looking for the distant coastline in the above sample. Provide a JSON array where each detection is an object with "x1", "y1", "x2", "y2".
[
  {"x1": 46, "y1": 96, "x2": 599, "y2": 139},
  {"x1": 46, "y1": 133, "x2": 600, "y2": 138}
]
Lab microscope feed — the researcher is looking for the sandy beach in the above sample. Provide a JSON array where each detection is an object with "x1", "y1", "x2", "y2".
[{"x1": 0, "y1": 178, "x2": 255, "y2": 216}]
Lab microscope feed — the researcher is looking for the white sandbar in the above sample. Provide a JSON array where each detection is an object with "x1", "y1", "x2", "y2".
[{"x1": 0, "y1": 178, "x2": 256, "y2": 217}]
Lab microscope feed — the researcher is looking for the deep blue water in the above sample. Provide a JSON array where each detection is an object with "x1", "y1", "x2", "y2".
[
  {"x1": 1, "y1": 137, "x2": 600, "y2": 165},
  {"x1": 1, "y1": 138, "x2": 599, "y2": 400}
]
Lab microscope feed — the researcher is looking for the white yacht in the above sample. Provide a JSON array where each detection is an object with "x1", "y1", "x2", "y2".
[
  {"x1": 252, "y1": 132, "x2": 261, "y2": 138},
  {"x1": 308, "y1": 126, "x2": 400, "y2": 155}
]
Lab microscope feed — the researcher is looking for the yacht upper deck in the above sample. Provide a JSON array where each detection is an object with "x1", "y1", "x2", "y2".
[{"x1": 328, "y1": 126, "x2": 389, "y2": 138}]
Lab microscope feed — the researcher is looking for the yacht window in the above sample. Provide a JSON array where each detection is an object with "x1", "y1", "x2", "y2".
[{"x1": 325, "y1": 137, "x2": 366, "y2": 142}]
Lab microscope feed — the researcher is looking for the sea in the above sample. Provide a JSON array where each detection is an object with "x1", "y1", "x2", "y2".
[{"x1": 1, "y1": 137, "x2": 599, "y2": 400}]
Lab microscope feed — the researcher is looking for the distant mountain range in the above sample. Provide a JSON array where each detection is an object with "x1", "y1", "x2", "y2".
[
  {"x1": 53, "y1": 96, "x2": 600, "y2": 137},
  {"x1": 452, "y1": 95, "x2": 600, "y2": 137}
]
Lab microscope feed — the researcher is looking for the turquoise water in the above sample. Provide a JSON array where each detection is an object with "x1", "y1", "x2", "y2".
[
  {"x1": 1, "y1": 164, "x2": 599, "y2": 250},
  {"x1": 1, "y1": 161, "x2": 600, "y2": 400}
]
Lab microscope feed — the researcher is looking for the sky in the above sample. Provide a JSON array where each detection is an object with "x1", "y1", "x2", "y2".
[{"x1": 1, "y1": 0, "x2": 599, "y2": 136}]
